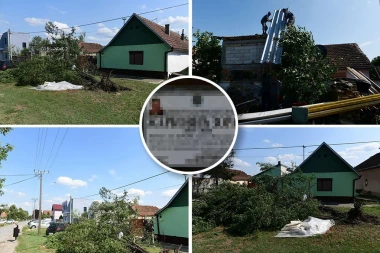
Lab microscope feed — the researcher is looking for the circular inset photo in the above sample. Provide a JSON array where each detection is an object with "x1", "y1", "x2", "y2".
[{"x1": 139, "y1": 76, "x2": 238, "y2": 174}]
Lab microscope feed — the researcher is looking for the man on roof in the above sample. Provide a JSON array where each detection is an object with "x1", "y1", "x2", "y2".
[
  {"x1": 260, "y1": 11, "x2": 272, "y2": 35},
  {"x1": 282, "y1": 8, "x2": 295, "y2": 27}
]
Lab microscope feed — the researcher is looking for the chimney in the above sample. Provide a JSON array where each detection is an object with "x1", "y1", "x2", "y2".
[
  {"x1": 277, "y1": 161, "x2": 281, "y2": 166},
  {"x1": 165, "y1": 24, "x2": 170, "y2": 35},
  {"x1": 181, "y1": 29, "x2": 185, "y2": 40}
]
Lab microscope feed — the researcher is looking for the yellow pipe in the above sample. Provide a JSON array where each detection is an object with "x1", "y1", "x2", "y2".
[
  {"x1": 309, "y1": 100, "x2": 380, "y2": 119},
  {"x1": 307, "y1": 95, "x2": 380, "y2": 113}
]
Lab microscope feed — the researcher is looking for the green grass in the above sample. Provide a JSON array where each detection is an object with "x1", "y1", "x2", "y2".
[
  {"x1": 331, "y1": 205, "x2": 380, "y2": 217},
  {"x1": 15, "y1": 227, "x2": 55, "y2": 253},
  {"x1": 193, "y1": 207, "x2": 380, "y2": 253},
  {"x1": 0, "y1": 78, "x2": 158, "y2": 124}
]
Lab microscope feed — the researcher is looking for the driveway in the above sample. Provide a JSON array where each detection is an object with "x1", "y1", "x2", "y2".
[{"x1": 0, "y1": 221, "x2": 27, "y2": 253}]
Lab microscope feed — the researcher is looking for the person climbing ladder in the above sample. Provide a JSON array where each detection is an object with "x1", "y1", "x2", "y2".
[{"x1": 261, "y1": 11, "x2": 272, "y2": 34}]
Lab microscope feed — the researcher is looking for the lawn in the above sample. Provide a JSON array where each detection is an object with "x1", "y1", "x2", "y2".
[
  {"x1": 15, "y1": 227, "x2": 54, "y2": 253},
  {"x1": 331, "y1": 205, "x2": 380, "y2": 217},
  {"x1": 193, "y1": 206, "x2": 380, "y2": 253},
  {"x1": 0, "y1": 78, "x2": 158, "y2": 124}
]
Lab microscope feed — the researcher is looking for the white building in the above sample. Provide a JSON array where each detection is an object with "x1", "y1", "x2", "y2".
[{"x1": 62, "y1": 197, "x2": 92, "y2": 223}]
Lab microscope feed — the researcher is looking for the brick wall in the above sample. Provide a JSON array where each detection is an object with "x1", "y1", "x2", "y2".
[{"x1": 225, "y1": 42, "x2": 265, "y2": 65}]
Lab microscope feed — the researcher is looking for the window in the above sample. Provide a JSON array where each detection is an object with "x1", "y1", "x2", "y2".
[
  {"x1": 317, "y1": 178, "x2": 332, "y2": 191},
  {"x1": 84, "y1": 207, "x2": 87, "y2": 212},
  {"x1": 129, "y1": 51, "x2": 143, "y2": 65},
  {"x1": 4, "y1": 38, "x2": 7, "y2": 45},
  {"x1": 22, "y1": 42, "x2": 27, "y2": 49}
]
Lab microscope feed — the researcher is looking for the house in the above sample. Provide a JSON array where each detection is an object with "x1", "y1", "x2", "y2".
[
  {"x1": 132, "y1": 205, "x2": 159, "y2": 219},
  {"x1": 52, "y1": 204, "x2": 63, "y2": 221},
  {"x1": 97, "y1": 13, "x2": 189, "y2": 79},
  {"x1": 154, "y1": 180, "x2": 188, "y2": 246},
  {"x1": 323, "y1": 43, "x2": 372, "y2": 79},
  {"x1": 298, "y1": 142, "x2": 361, "y2": 202},
  {"x1": 229, "y1": 169, "x2": 251, "y2": 185},
  {"x1": 62, "y1": 197, "x2": 92, "y2": 223},
  {"x1": 355, "y1": 152, "x2": 380, "y2": 197},
  {"x1": 0, "y1": 31, "x2": 29, "y2": 62},
  {"x1": 79, "y1": 42, "x2": 103, "y2": 57},
  {"x1": 253, "y1": 161, "x2": 289, "y2": 178},
  {"x1": 1, "y1": 212, "x2": 7, "y2": 219}
]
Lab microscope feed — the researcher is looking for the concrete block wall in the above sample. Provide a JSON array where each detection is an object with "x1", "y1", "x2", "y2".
[{"x1": 225, "y1": 42, "x2": 265, "y2": 65}]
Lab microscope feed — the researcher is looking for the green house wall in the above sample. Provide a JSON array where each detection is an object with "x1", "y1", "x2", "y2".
[
  {"x1": 300, "y1": 144, "x2": 359, "y2": 198},
  {"x1": 97, "y1": 15, "x2": 170, "y2": 71}
]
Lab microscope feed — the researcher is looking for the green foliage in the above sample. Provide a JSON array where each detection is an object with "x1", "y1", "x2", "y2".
[
  {"x1": 192, "y1": 30, "x2": 222, "y2": 83},
  {"x1": 53, "y1": 187, "x2": 137, "y2": 253},
  {"x1": 29, "y1": 36, "x2": 50, "y2": 55},
  {"x1": 194, "y1": 171, "x2": 319, "y2": 235},
  {"x1": 45, "y1": 231, "x2": 62, "y2": 249},
  {"x1": 279, "y1": 26, "x2": 337, "y2": 106},
  {"x1": 42, "y1": 213, "x2": 51, "y2": 219},
  {"x1": 0, "y1": 128, "x2": 13, "y2": 195},
  {"x1": 370, "y1": 56, "x2": 380, "y2": 79},
  {"x1": 4, "y1": 204, "x2": 29, "y2": 220},
  {"x1": 256, "y1": 162, "x2": 276, "y2": 171},
  {"x1": 0, "y1": 70, "x2": 15, "y2": 83}
]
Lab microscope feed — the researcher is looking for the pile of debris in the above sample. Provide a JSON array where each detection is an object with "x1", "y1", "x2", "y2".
[{"x1": 78, "y1": 70, "x2": 132, "y2": 92}]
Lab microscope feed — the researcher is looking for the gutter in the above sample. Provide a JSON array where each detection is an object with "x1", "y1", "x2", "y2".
[
  {"x1": 353, "y1": 175, "x2": 362, "y2": 199},
  {"x1": 164, "y1": 47, "x2": 174, "y2": 78},
  {"x1": 155, "y1": 214, "x2": 160, "y2": 238}
]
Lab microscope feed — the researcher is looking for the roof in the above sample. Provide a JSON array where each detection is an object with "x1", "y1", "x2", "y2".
[
  {"x1": 43, "y1": 210, "x2": 52, "y2": 215},
  {"x1": 132, "y1": 205, "x2": 159, "y2": 217},
  {"x1": 227, "y1": 169, "x2": 251, "y2": 181},
  {"x1": 323, "y1": 43, "x2": 372, "y2": 70},
  {"x1": 214, "y1": 34, "x2": 267, "y2": 41},
  {"x1": 79, "y1": 42, "x2": 103, "y2": 54},
  {"x1": 355, "y1": 153, "x2": 380, "y2": 171},
  {"x1": 100, "y1": 13, "x2": 188, "y2": 53},
  {"x1": 156, "y1": 179, "x2": 188, "y2": 215},
  {"x1": 299, "y1": 142, "x2": 360, "y2": 176},
  {"x1": 52, "y1": 204, "x2": 62, "y2": 211}
]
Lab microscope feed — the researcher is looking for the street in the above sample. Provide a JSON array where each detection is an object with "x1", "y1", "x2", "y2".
[{"x1": 0, "y1": 221, "x2": 27, "y2": 253}]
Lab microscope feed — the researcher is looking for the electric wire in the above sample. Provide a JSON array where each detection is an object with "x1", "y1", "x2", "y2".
[{"x1": 3, "y1": 176, "x2": 38, "y2": 187}]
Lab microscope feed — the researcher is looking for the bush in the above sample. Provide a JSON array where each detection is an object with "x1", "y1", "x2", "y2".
[
  {"x1": 226, "y1": 83, "x2": 261, "y2": 114},
  {"x1": 0, "y1": 70, "x2": 16, "y2": 83},
  {"x1": 45, "y1": 232, "x2": 62, "y2": 249},
  {"x1": 194, "y1": 172, "x2": 319, "y2": 235}
]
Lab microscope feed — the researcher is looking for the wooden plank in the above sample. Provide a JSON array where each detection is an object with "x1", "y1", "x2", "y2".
[{"x1": 238, "y1": 108, "x2": 291, "y2": 122}]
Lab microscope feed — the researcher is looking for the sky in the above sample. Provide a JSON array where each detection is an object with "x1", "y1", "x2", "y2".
[
  {"x1": 193, "y1": 0, "x2": 380, "y2": 61},
  {"x1": 232, "y1": 127, "x2": 380, "y2": 177},
  {"x1": 0, "y1": 127, "x2": 187, "y2": 215},
  {"x1": 0, "y1": 0, "x2": 189, "y2": 45}
]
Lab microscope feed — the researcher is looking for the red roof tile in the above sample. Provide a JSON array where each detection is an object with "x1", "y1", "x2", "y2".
[
  {"x1": 52, "y1": 204, "x2": 62, "y2": 211},
  {"x1": 355, "y1": 153, "x2": 380, "y2": 171},
  {"x1": 323, "y1": 43, "x2": 372, "y2": 70},
  {"x1": 132, "y1": 205, "x2": 160, "y2": 217},
  {"x1": 137, "y1": 14, "x2": 188, "y2": 51},
  {"x1": 79, "y1": 42, "x2": 103, "y2": 54},
  {"x1": 227, "y1": 169, "x2": 252, "y2": 181}
]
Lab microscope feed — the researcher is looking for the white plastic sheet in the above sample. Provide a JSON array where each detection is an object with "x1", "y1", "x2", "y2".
[
  {"x1": 31, "y1": 81, "x2": 83, "y2": 91},
  {"x1": 275, "y1": 217, "x2": 335, "y2": 238}
]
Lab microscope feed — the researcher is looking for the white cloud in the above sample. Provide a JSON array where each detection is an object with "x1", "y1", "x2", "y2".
[
  {"x1": 126, "y1": 188, "x2": 153, "y2": 197},
  {"x1": 278, "y1": 153, "x2": 301, "y2": 162},
  {"x1": 346, "y1": 143, "x2": 380, "y2": 153},
  {"x1": 233, "y1": 158, "x2": 251, "y2": 167},
  {"x1": 25, "y1": 17, "x2": 49, "y2": 26},
  {"x1": 53, "y1": 21, "x2": 70, "y2": 30},
  {"x1": 74, "y1": 25, "x2": 82, "y2": 33},
  {"x1": 360, "y1": 41, "x2": 375, "y2": 48},
  {"x1": 145, "y1": 191, "x2": 153, "y2": 195},
  {"x1": 17, "y1": 192, "x2": 26, "y2": 197},
  {"x1": 56, "y1": 176, "x2": 87, "y2": 188},
  {"x1": 263, "y1": 139, "x2": 271, "y2": 143},
  {"x1": 108, "y1": 170, "x2": 116, "y2": 175},
  {"x1": 97, "y1": 27, "x2": 119, "y2": 37},
  {"x1": 338, "y1": 151, "x2": 358, "y2": 160},
  {"x1": 88, "y1": 175, "x2": 97, "y2": 182},
  {"x1": 97, "y1": 23, "x2": 105, "y2": 27},
  {"x1": 271, "y1": 143, "x2": 284, "y2": 147},
  {"x1": 263, "y1": 156, "x2": 278, "y2": 164},
  {"x1": 159, "y1": 16, "x2": 189, "y2": 26},
  {"x1": 162, "y1": 189, "x2": 178, "y2": 197},
  {"x1": 139, "y1": 4, "x2": 147, "y2": 9}
]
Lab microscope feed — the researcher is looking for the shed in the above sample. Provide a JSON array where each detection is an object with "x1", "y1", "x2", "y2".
[
  {"x1": 154, "y1": 180, "x2": 188, "y2": 246},
  {"x1": 355, "y1": 152, "x2": 380, "y2": 197}
]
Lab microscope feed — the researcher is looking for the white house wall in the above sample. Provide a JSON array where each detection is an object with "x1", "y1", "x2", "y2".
[
  {"x1": 167, "y1": 51, "x2": 189, "y2": 75},
  {"x1": 53, "y1": 210, "x2": 62, "y2": 220}
]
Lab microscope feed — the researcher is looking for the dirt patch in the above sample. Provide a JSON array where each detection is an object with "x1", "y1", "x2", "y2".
[
  {"x1": 319, "y1": 205, "x2": 380, "y2": 225},
  {"x1": 13, "y1": 105, "x2": 27, "y2": 111}
]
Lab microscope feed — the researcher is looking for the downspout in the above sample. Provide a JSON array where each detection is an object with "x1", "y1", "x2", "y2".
[
  {"x1": 155, "y1": 214, "x2": 160, "y2": 238},
  {"x1": 164, "y1": 47, "x2": 174, "y2": 79},
  {"x1": 353, "y1": 174, "x2": 362, "y2": 200}
]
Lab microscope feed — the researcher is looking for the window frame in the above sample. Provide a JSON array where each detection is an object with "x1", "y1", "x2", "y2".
[
  {"x1": 317, "y1": 178, "x2": 333, "y2": 191},
  {"x1": 22, "y1": 42, "x2": 27, "y2": 49},
  {"x1": 129, "y1": 51, "x2": 144, "y2": 65}
]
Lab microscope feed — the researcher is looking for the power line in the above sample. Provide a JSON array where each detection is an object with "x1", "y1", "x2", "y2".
[
  {"x1": 3, "y1": 176, "x2": 37, "y2": 187},
  {"x1": 43, "y1": 128, "x2": 60, "y2": 171},
  {"x1": 235, "y1": 140, "x2": 380, "y2": 151},
  {"x1": 75, "y1": 171, "x2": 169, "y2": 199},
  {"x1": 38, "y1": 128, "x2": 49, "y2": 171},
  {"x1": 48, "y1": 128, "x2": 69, "y2": 172},
  {"x1": 34, "y1": 128, "x2": 41, "y2": 172},
  {"x1": 0, "y1": 174, "x2": 35, "y2": 176},
  {"x1": 26, "y1": 3, "x2": 188, "y2": 34}
]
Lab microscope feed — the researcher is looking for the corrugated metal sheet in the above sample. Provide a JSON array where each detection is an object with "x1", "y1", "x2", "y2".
[{"x1": 260, "y1": 9, "x2": 286, "y2": 64}]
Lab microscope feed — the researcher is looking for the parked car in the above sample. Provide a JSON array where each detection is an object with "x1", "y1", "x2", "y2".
[
  {"x1": 0, "y1": 219, "x2": 6, "y2": 225},
  {"x1": 28, "y1": 219, "x2": 38, "y2": 225},
  {"x1": 28, "y1": 220, "x2": 51, "y2": 229},
  {"x1": 46, "y1": 222, "x2": 66, "y2": 235},
  {"x1": 6, "y1": 219, "x2": 15, "y2": 224},
  {"x1": 0, "y1": 61, "x2": 15, "y2": 71}
]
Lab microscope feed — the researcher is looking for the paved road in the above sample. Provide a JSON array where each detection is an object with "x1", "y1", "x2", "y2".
[{"x1": 0, "y1": 221, "x2": 27, "y2": 253}]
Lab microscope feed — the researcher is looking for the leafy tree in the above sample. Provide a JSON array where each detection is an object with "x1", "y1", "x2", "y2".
[
  {"x1": 29, "y1": 36, "x2": 50, "y2": 55},
  {"x1": 370, "y1": 56, "x2": 380, "y2": 79},
  {"x1": 42, "y1": 213, "x2": 51, "y2": 219},
  {"x1": 0, "y1": 128, "x2": 14, "y2": 196},
  {"x1": 192, "y1": 30, "x2": 222, "y2": 83},
  {"x1": 256, "y1": 162, "x2": 276, "y2": 171},
  {"x1": 278, "y1": 26, "x2": 337, "y2": 106},
  {"x1": 59, "y1": 215, "x2": 63, "y2": 220},
  {"x1": 203, "y1": 150, "x2": 235, "y2": 186},
  {"x1": 88, "y1": 201, "x2": 101, "y2": 219}
]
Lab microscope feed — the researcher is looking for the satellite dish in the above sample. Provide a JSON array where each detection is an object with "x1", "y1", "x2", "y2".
[{"x1": 316, "y1": 45, "x2": 327, "y2": 59}]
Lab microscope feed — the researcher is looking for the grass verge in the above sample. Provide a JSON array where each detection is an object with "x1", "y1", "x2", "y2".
[
  {"x1": 0, "y1": 78, "x2": 158, "y2": 124},
  {"x1": 15, "y1": 227, "x2": 55, "y2": 253}
]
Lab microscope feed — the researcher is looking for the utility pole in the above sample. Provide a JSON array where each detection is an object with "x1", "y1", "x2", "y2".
[
  {"x1": 122, "y1": 17, "x2": 126, "y2": 25},
  {"x1": 8, "y1": 29, "x2": 11, "y2": 62},
  {"x1": 34, "y1": 170, "x2": 49, "y2": 236},
  {"x1": 31, "y1": 198, "x2": 38, "y2": 219}
]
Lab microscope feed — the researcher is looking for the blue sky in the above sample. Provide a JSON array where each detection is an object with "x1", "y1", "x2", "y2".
[
  {"x1": 232, "y1": 127, "x2": 380, "y2": 176},
  {"x1": 193, "y1": 0, "x2": 380, "y2": 61},
  {"x1": 0, "y1": 0, "x2": 189, "y2": 45},
  {"x1": 0, "y1": 127, "x2": 187, "y2": 214}
]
